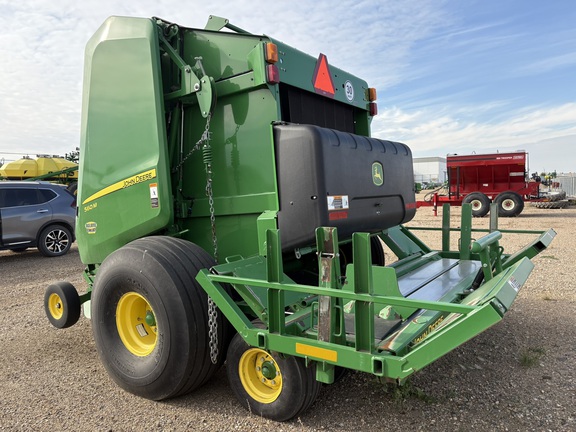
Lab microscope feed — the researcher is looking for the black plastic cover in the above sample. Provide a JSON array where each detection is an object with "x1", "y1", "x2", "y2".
[{"x1": 274, "y1": 124, "x2": 416, "y2": 251}]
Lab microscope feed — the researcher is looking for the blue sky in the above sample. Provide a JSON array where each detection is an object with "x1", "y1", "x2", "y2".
[{"x1": 1, "y1": 0, "x2": 575, "y2": 174}]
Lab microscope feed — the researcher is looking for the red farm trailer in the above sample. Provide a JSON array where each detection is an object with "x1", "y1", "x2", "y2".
[{"x1": 418, "y1": 151, "x2": 541, "y2": 217}]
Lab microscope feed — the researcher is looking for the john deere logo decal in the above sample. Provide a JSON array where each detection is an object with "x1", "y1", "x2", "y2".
[{"x1": 372, "y1": 162, "x2": 384, "y2": 186}]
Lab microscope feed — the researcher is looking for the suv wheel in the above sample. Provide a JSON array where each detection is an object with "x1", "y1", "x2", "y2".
[{"x1": 38, "y1": 225, "x2": 72, "y2": 257}]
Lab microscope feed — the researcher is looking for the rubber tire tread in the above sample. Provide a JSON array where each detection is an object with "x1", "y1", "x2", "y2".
[
  {"x1": 148, "y1": 236, "x2": 217, "y2": 397},
  {"x1": 91, "y1": 236, "x2": 230, "y2": 401},
  {"x1": 547, "y1": 191, "x2": 566, "y2": 202},
  {"x1": 44, "y1": 281, "x2": 81, "y2": 329},
  {"x1": 495, "y1": 191, "x2": 524, "y2": 217},
  {"x1": 339, "y1": 236, "x2": 386, "y2": 271},
  {"x1": 150, "y1": 236, "x2": 235, "y2": 396},
  {"x1": 227, "y1": 323, "x2": 321, "y2": 421},
  {"x1": 463, "y1": 192, "x2": 491, "y2": 217},
  {"x1": 532, "y1": 200, "x2": 568, "y2": 209}
]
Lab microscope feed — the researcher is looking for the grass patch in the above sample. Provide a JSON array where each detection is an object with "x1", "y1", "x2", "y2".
[
  {"x1": 520, "y1": 347, "x2": 546, "y2": 367},
  {"x1": 381, "y1": 379, "x2": 437, "y2": 404}
]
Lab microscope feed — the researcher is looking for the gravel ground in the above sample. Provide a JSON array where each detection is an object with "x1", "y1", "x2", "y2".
[{"x1": 1, "y1": 204, "x2": 574, "y2": 431}]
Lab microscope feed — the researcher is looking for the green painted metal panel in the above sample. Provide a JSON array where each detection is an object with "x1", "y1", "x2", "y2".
[
  {"x1": 270, "y1": 39, "x2": 371, "y2": 111},
  {"x1": 178, "y1": 86, "x2": 280, "y2": 259},
  {"x1": 77, "y1": 17, "x2": 172, "y2": 265}
]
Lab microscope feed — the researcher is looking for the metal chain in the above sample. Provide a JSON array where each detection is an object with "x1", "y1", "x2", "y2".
[
  {"x1": 201, "y1": 115, "x2": 220, "y2": 365},
  {"x1": 207, "y1": 293, "x2": 219, "y2": 364},
  {"x1": 170, "y1": 110, "x2": 219, "y2": 363},
  {"x1": 205, "y1": 170, "x2": 218, "y2": 262},
  {"x1": 172, "y1": 113, "x2": 212, "y2": 173}
]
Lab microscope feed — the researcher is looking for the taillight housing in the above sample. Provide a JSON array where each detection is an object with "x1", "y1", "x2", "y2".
[
  {"x1": 266, "y1": 64, "x2": 280, "y2": 84},
  {"x1": 369, "y1": 102, "x2": 378, "y2": 116},
  {"x1": 367, "y1": 87, "x2": 377, "y2": 102},
  {"x1": 265, "y1": 42, "x2": 278, "y2": 64},
  {"x1": 367, "y1": 87, "x2": 377, "y2": 116}
]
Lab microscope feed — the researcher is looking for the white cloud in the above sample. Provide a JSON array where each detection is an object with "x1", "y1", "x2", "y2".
[
  {"x1": 0, "y1": 0, "x2": 574, "y2": 176},
  {"x1": 0, "y1": 0, "x2": 450, "y2": 159},
  {"x1": 372, "y1": 102, "x2": 576, "y2": 172}
]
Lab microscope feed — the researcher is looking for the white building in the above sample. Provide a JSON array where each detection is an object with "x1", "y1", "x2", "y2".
[{"x1": 413, "y1": 157, "x2": 447, "y2": 184}]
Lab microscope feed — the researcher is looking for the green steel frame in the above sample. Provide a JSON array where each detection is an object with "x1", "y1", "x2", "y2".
[{"x1": 197, "y1": 203, "x2": 556, "y2": 383}]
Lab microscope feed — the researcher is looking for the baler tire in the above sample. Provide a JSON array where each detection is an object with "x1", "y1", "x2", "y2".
[
  {"x1": 333, "y1": 366, "x2": 349, "y2": 383},
  {"x1": 44, "y1": 281, "x2": 81, "y2": 329},
  {"x1": 227, "y1": 326, "x2": 321, "y2": 421},
  {"x1": 339, "y1": 236, "x2": 386, "y2": 270},
  {"x1": 463, "y1": 192, "x2": 491, "y2": 217},
  {"x1": 495, "y1": 191, "x2": 524, "y2": 217},
  {"x1": 91, "y1": 236, "x2": 232, "y2": 401},
  {"x1": 370, "y1": 236, "x2": 386, "y2": 266}
]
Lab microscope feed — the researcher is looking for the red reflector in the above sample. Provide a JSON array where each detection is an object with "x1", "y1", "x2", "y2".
[
  {"x1": 369, "y1": 102, "x2": 378, "y2": 116},
  {"x1": 312, "y1": 53, "x2": 335, "y2": 98},
  {"x1": 328, "y1": 210, "x2": 348, "y2": 221},
  {"x1": 266, "y1": 64, "x2": 280, "y2": 84}
]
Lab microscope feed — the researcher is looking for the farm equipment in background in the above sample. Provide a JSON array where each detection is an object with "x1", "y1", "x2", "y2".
[
  {"x1": 0, "y1": 155, "x2": 78, "y2": 193},
  {"x1": 417, "y1": 152, "x2": 545, "y2": 217},
  {"x1": 0, "y1": 155, "x2": 78, "y2": 182},
  {"x1": 43, "y1": 15, "x2": 555, "y2": 421}
]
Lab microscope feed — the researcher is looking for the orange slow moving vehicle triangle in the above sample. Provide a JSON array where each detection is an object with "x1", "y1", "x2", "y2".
[{"x1": 312, "y1": 53, "x2": 335, "y2": 98}]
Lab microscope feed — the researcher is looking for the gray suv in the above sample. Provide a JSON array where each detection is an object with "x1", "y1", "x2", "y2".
[{"x1": 0, "y1": 181, "x2": 76, "y2": 257}]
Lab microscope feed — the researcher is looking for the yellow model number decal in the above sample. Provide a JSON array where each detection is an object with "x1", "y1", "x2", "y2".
[
  {"x1": 82, "y1": 169, "x2": 157, "y2": 205},
  {"x1": 84, "y1": 202, "x2": 98, "y2": 213}
]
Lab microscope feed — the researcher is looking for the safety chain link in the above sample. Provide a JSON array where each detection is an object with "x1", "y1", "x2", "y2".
[
  {"x1": 207, "y1": 294, "x2": 219, "y2": 364},
  {"x1": 201, "y1": 114, "x2": 220, "y2": 365},
  {"x1": 172, "y1": 113, "x2": 212, "y2": 173},
  {"x1": 169, "y1": 109, "x2": 219, "y2": 363}
]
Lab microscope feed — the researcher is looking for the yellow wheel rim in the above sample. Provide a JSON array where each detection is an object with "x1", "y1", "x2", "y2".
[
  {"x1": 48, "y1": 293, "x2": 64, "y2": 320},
  {"x1": 116, "y1": 292, "x2": 157, "y2": 356},
  {"x1": 238, "y1": 348, "x2": 282, "y2": 403}
]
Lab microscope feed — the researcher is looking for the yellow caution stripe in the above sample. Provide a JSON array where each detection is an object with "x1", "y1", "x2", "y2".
[
  {"x1": 295, "y1": 342, "x2": 338, "y2": 362},
  {"x1": 82, "y1": 169, "x2": 157, "y2": 205}
]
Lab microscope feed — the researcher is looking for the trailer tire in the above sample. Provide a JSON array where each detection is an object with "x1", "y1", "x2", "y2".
[
  {"x1": 463, "y1": 192, "x2": 491, "y2": 217},
  {"x1": 227, "y1": 324, "x2": 321, "y2": 421},
  {"x1": 91, "y1": 236, "x2": 233, "y2": 401},
  {"x1": 44, "y1": 281, "x2": 81, "y2": 329},
  {"x1": 532, "y1": 200, "x2": 568, "y2": 209},
  {"x1": 495, "y1": 191, "x2": 524, "y2": 217},
  {"x1": 546, "y1": 191, "x2": 566, "y2": 202}
]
